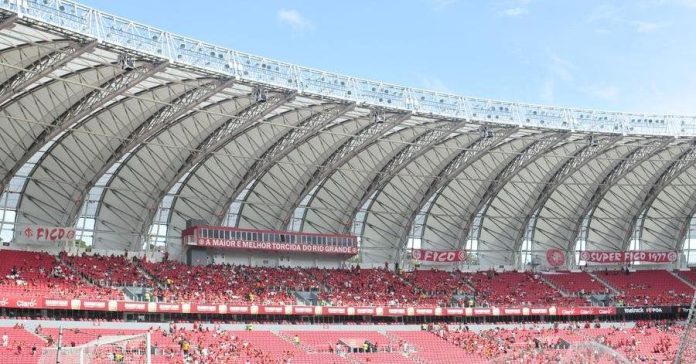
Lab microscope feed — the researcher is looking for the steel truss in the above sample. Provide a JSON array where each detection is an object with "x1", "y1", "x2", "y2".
[
  {"x1": 345, "y1": 120, "x2": 468, "y2": 233},
  {"x1": 454, "y1": 132, "x2": 570, "y2": 251},
  {"x1": 220, "y1": 102, "x2": 354, "y2": 226},
  {"x1": 394, "y1": 126, "x2": 518, "y2": 257},
  {"x1": 143, "y1": 91, "x2": 296, "y2": 237},
  {"x1": 0, "y1": 60, "x2": 166, "y2": 193},
  {"x1": 509, "y1": 135, "x2": 623, "y2": 252},
  {"x1": 567, "y1": 137, "x2": 674, "y2": 250},
  {"x1": 63, "y1": 78, "x2": 234, "y2": 225},
  {"x1": 279, "y1": 112, "x2": 411, "y2": 230}
]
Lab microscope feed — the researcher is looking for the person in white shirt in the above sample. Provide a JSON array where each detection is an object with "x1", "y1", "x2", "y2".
[{"x1": 1, "y1": 332, "x2": 8, "y2": 348}]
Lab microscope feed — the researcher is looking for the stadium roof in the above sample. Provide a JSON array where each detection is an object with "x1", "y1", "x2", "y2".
[{"x1": 0, "y1": 0, "x2": 695, "y2": 266}]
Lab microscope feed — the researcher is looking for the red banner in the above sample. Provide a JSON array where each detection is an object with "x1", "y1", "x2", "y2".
[
  {"x1": 412, "y1": 249, "x2": 466, "y2": 263},
  {"x1": 194, "y1": 238, "x2": 358, "y2": 255},
  {"x1": 579, "y1": 250, "x2": 678, "y2": 263},
  {"x1": 18, "y1": 225, "x2": 75, "y2": 243},
  {"x1": 546, "y1": 248, "x2": 566, "y2": 267}
]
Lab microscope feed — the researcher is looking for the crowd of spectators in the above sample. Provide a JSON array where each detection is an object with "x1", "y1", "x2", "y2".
[
  {"x1": 434, "y1": 320, "x2": 682, "y2": 363},
  {"x1": 0, "y1": 250, "x2": 122, "y2": 300},
  {"x1": 139, "y1": 260, "x2": 317, "y2": 305},
  {"x1": 3, "y1": 250, "x2": 696, "y2": 310}
]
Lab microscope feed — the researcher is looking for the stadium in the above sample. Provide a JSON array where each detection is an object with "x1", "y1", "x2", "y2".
[{"x1": 0, "y1": 0, "x2": 694, "y2": 363}]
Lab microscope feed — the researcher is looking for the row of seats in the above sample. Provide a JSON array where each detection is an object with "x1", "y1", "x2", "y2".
[
  {"x1": 0, "y1": 322, "x2": 687, "y2": 364},
  {"x1": 3, "y1": 250, "x2": 695, "y2": 307},
  {"x1": 0, "y1": 250, "x2": 122, "y2": 300},
  {"x1": 600, "y1": 270, "x2": 693, "y2": 306}
]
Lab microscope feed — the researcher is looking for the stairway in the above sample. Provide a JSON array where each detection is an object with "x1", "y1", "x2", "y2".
[
  {"x1": 669, "y1": 270, "x2": 696, "y2": 290},
  {"x1": 537, "y1": 274, "x2": 571, "y2": 297},
  {"x1": 588, "y1": 271, "x2": 622, "y2": 295}
]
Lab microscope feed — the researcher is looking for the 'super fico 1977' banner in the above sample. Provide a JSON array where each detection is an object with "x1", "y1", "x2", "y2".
[
  {"x1": 194, "y1": 238, "x2": 358, "y2": 255},
  {"x1": 18, "y1": 225, "x2": 75, "y2": 244},
  {"x1": 579, "y1": 250, "x2": 678, "y2": 263},
  {"x1": 412, "y1": 249, "x2": 467, "y2": 263}
]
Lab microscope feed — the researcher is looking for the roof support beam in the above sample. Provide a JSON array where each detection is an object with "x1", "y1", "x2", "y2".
[
  {"x1": 455, "y1": 132, "x2": 570, "y2": 247},
  {"x1": 65, "y1": 77, "x2": 234, "y2": 225},
  {"x1": 280, "y1": 111, "x2": 411, "y2": 227},
  {"x1": 0, "y1": 40, "x2": 96, "y2": 107},
  {"x1": 344, "y1": 120, "x2": 467, "y2": 233},
  {"x1": 0, "y1": 61, "x2": 167, "y2": 191},
  {"x1": 394, "y1": 127, "x2": 518, "y2": 257},
  {"x1": 509, "y1": 135, "x2": 623, "y2": 252},
  {"x1": 566, "y1": 137, "x2": 674, "y2": 251},
  {"x1": 219, "y1": 102, "x2": 354, "y2": 226},
  {"x1": 621, "y1": 142, "x2": 696, "y2": 251},
  {"x1": 139, "y1": 91, "x2": 296, "y2": 236}
]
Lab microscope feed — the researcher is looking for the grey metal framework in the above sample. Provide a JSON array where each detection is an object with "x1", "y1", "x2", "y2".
[{"x1": 1, "y1": 0, "x2": 696, "y2": 267}]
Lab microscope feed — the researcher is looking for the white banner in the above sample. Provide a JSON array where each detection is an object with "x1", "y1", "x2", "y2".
[{"x1": 18, "y1": 225, "x2": 76, "y2": 244}]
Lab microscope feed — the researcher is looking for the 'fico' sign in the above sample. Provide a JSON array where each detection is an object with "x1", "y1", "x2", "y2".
[
  {"x1": 412, "y1": 249, "x2": 466, "y2": 263},
  {"x1": 20, "y1": 226, "x2": 76, "y2": 243}
]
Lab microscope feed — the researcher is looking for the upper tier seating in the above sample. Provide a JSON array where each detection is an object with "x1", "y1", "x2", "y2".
[
  {"x1": 0, "y1": 250, "x2": 121, "y2": 300},
  {"x1": 61, "y1": 252, "x2": 150, "y2": 287},
  {"x1": 3, "y1": 249, "x2": 695, "y2": 310},
  {"x1": 139, "y1": 260, "x2": 317, "y2": 304},
  {"x1": 309, "y1": 268, "x2": 429, "y2": 306},
  {"x1": 677, "y1": 268, "x2": 696, "y2": 286},
  {"x1": 600, "y1": 269, "x2": 693, "y2": 306},
  {"x1": 541, "y1": 271, "x2": 608, "y2": 295},
  {"x1": 402, "y1": 269, "x2": 474, "y2": 306},
  {"x1": 467, "y1": 271, "x2": 586, "y2": 306}
]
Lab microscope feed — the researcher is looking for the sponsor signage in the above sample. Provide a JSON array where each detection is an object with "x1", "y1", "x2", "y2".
[
  {"x1": 81, "y1": 300, "x2": 108, "y2": 311},
  {"x1": 44, "y1": 299, "x2": 70, "y2": 309},
  {"x1": 0, "y1": 294, "x2": 682, "y2": 318},
  {"x1": 194, "y1": 238, "x2": 358, "y2": 255},
  {"x1": 411, "y1": 249, "x2": 467, "y2": 263},
  {"x1": 19, "y1": 225, "x2": 76, "y2": 243},
  {"x1": 323, "y1": 307, "x2": 348, "y2": 315},
  {"x1": 292, "y1": 306, "x2": 314, "y2": 315},
  {"x1": 579, "y1": 250, "x2": 678, "y2": 263},
  {"x1": 227, "y1": 306, "x2": 250, "y2": 314},
  {"x1": 618, "y1": 306, "x2": 671, "y2": 315},
  {"x1": 193, "y1": 304, "x2": 218, "y2": 314},
  {"x1": 157, "y1": 303, "x2": 180, "y2": 312}
]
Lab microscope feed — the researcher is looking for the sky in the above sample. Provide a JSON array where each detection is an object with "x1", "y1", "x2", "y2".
[{"x1": 78, "y1": 0, "x2": 696, "y2": 115}]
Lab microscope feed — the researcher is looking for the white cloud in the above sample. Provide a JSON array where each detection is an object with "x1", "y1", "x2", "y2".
[
  {"x1": 501, "y1": 7, "x2": 529, "y2": 17},
  {"x1": 419, "y1": 75, "x2": 452, "y2": 93},
  {"x1": 277, "y1": 9, "x2": 313, "y2": 32},
  {"x1": 430, "y1": 0, "x2": 457, "y2": 9},
  {"x1": 539, "y1": 53, "x2": 574, "y2": 103},
  {"x1": 549, "y1": 54, "x2": 575, "y2": 82},
  {"x1": 631, "y1": 21, "x2": 670, "y2": 33},
  {"x1": 584, "y1": 84, "x2": 620, "y2": 102},
  {"x1": 540, "y1": 78, "x2": 555, "y2": 103},
  {"x1": 670, "y1": 0, "x2": 696, "y2": 8},
  {"x1": 586, "y1": 4, "x2": 621, "y2": 23}
]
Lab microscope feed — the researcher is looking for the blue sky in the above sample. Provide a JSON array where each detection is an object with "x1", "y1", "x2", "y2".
[{"x1": 79, "y1": 0, "x2": 696, "y2": 115}]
